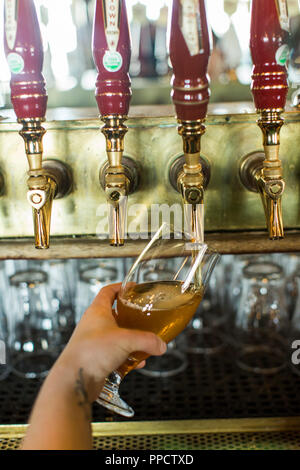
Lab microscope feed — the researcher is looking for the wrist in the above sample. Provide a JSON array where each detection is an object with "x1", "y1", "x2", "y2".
[{"x1": 51, "y1": 352, "x2": 106, "y2": 403}]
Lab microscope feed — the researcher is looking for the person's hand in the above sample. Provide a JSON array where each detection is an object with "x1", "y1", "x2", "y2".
[{"x1": 55, "y1": 283, "x2": 167, "y2": 402}]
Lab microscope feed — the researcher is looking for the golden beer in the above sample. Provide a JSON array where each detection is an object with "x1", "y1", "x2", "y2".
[{"x1": 115, "y1": 281, "x2": 203, "y2": 376}]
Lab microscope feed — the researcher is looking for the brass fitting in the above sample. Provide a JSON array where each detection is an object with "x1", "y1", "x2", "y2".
[
  {"x1": 239, "y1": 110, "x2": 285, "y2": 240},
  {"x1": 177, "y1": 120, "x2": 206, "y2": 203},
  {"x1": 101, "y1": 115, "x2": 130, "y2": 246},
  {"x1": 176, "y1": 119, "x2": 207, "y2": 243},
  {"x1": 19, "y1": 119, "x2": 72, "y2": 249},
  {"x1": 257, "y1": 111, "x2": 285, "y2": 240}
]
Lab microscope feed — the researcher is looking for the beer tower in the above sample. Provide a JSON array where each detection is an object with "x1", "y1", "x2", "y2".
[
  {"x1": 93, "y1": 0, "x2": 138, "y2": 246},
  {"x1": 240, "y1": 0, "x2": 289, "y2": 239},
  {"x1": 169, "y1": 0, "x2": 211, "y2": 243},
  {"x1": 4, "y1": 0, "x2": 72, "y2": 249}
]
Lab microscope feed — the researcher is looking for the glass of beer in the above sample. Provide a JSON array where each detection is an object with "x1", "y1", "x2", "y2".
[{"x1": 96, "y1": 224, "x2": 220, "y2": 417}]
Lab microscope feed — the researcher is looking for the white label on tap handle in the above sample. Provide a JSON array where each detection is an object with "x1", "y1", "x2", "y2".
[
  {"x1": 180, "y1": 0, "x2": 203, "y2": 56},
  {"x1": 103, "y1": 0, "x2": 120, "y2": 52},
  {"x1": 5, "y1": 0, "x2": 18, "y2": 50},
  {"x1": 276, "y1": 0, "x2": 290, "y2": 32}
]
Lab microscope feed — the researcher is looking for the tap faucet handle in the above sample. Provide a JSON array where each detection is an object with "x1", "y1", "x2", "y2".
[
  {"x1": 4, "y1": 0, "x2": 47, "y2": 120},
  {"x1": 93, "y1": 0, "x2": 132, "y2": 117},
  {"x1": 250, "y1": 0, "x2": 289, "y2": 112},
  {"x1": 169, "y1": 0, "x2": 211, "y2": 122}
]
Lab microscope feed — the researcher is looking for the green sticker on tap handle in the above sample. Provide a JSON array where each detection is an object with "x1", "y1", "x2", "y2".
[
  {"x1": 7, "y1": 52, "x2": 24, "y2": 74},
  {"x1": 275, "y1": 44, "x2": 289, "y2": 66},
  {"x1": 103, "y1": 50, "x2": 123, "y2": 73}
]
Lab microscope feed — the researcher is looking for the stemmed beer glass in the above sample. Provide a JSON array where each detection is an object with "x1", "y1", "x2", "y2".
[{"x1": 96, "y1": 224, "x2": 220, "y2": 417}]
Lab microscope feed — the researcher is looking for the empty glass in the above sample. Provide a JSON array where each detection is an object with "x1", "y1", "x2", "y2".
[
  {"x1": 0, "y1": 262, "x2": 10, "y2": 380},
  {"x1": 179, "y1": 257, "x2": 227, "y2": 355},
  {"x1": 227, "y1": 255, "x2": 255, "y2": 316},
  {"x1": 44, "y1": 260, "x2": 76, "y2": 347},
  {"x1": 289, "y1": 268, "x2": 300, "y2": 376},
  {"x1": 9, "y1": 270, "x2": 60, "y2": 379},
  {"x1": 75, "y1": 263, "x2": 119, "y2": 322},
  {"x1": 234, "y1": 261, "x2": 289, "y2": 375},
  {"x1": 281, "y1": 254, "x2": 300, "y2": 317},
  {"x1": 22, "y1": 259, "x2": 76, "y2": 348},
  {"x1": 78, "y1": 258, "x2": 124, "y2": 279},
  {"x1": 0, "y1": 301, "x2": 9, "y2": 381}
]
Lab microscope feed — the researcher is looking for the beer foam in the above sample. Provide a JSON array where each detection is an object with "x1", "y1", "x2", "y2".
[{"x1": 123, "y1": 281, "x2": 199, "y2": 311}]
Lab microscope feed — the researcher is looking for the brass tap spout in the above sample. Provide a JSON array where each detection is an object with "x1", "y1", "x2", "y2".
[
  {"x1": 19, "y1": 119, "x2": 55, "y2": 249},
  {"x1": 256, "y1": 111, "x2": 285, "y2": 240},
  {"x1": 177, "y1": 120, "x2": 206, "y2": 243},
  {"x1": 19, "y1": 119, "x2": 72, "y2": 249},
  {"x1": 101, "y1": 115, "x2": 130, "y2": 246}
]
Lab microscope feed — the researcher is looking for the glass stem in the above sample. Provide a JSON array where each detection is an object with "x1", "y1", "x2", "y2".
[
  {"x1": 109, "y1": 370, "x2": 122, "y2": 386},
  {"x1": 97, "y1": 369, "x2": 134, "y2": 418},
  {"x1": 102, "y1": 370, "x2": 122, "y2": 398}
]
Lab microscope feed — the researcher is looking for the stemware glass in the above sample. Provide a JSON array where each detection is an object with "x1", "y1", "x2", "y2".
[
  {"x1": 179, "y1": 257, "x2": 227, "y2": 355},
  {"x1": 0, "y1": 304, "x2": 9, "y2": 382},
  {"x1": 8, "y1": 270, "x2": 60, "y2": 379},
  {"x1": 75, "y1": 263, "x2": 119, "y2": 323},
  {"x1": 96, "y1": 224, "x2": 220, "y2": 417},
  {"x1": 289, "y1": 267, "x2": 300, "y2": 376},
  {"x1": 0, "y1": 263, "x2": 10, "y2": 381},
  {"x1": 234, "y1": 261, "x2": 289, "y2": 375},
  {"x1": 46, "y1": 260, "x2": 76, "y2": 347},
  {"x1": 24, "y1": 259, "x2": 77, "y2": 347},
  {"x1": 0, "y1": 321, "x2": 9, "y2": 381},
  {"x1": 281, "y1": 253, "x2": 300, "y2": 317}
]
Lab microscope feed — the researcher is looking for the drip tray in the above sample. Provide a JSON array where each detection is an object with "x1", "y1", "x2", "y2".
[
  {"x1": 1, "y1": 348, "x2": 300, "y2": 424},
  {"x1": 93, "y1": 430, "x2": 300, "y2": 450},
  {"x1": 1, "y1": 418, "x2": 300, "y2": 450},
  {"x1": 1, "y1": 346, "x2": 300, "y2": 449}
]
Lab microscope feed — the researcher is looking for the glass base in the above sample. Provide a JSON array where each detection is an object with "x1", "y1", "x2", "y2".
[
  {"x1": 12, "y1": 352, "x2": 56, "y2": 379},
  {"x1": 233, "y1": 329, "x2": 288, "y2": 375},
  {"x1": 137, "y1": 348, "x2": 187, "y2": 378},
  {"x1": 236, "y1": 344, "x2": 287, "y2": 375},
  {"x1": 0, "y1": 364, "x2": 10, "y2": 381},
  {"x1": 180, "y1": 327, "x2": 226, "y2": 355},
  {"x1": 96, "y1": 372, "x2": 134, "y2": 418}
]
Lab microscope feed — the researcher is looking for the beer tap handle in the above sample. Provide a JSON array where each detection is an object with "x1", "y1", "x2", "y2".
[
  {"x1": 93, "y1": 0, "x2": 131, "y2": 117},
  {"x1": 170, "y1": 0, "x2": 211, "y2": 123},
  {"x1": 4, "y1": 0, "x2": 47, "y2": 120},
  {"x1": 250, "y1": 0, "x2": 289, "y2": 239},
  {"x1": 169, "y1": 0, "x2": 211, "y2": 243},
  {"x1": 250, "y1": 0, "x2": 289, "y2": 112},
  {"x1": 93, "y1": 0, "x2": 132, "y2": 246}
]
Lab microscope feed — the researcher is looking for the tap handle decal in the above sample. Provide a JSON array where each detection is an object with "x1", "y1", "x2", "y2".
[
  {"x1": 250, "y1": 0, "x2": 289, "y2": 112},
  {"x1": 170, "y1": 0, "x2": 211, "y2": 122},
  {"x1": 4, "y1": 0, "x2": 47, "y2": 120},
  {"x1": 93, "y1": 0, "x2": 132, "y2": 117}
]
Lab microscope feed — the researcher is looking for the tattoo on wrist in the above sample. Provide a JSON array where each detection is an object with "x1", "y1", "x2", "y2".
[{"x1": 74, "y1": 368, "x2": 91, "y2": 421}]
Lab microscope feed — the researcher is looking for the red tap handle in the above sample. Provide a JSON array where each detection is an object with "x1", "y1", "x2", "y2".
[
  {"x1": 4, "y1": 0, "x2": 47, "y2": 120},
  {"x1": 93, "y1": 0, "x2": 132, "y2": 117},
  {"x1": 250, "y1": 0, "x2": 289, "y2": 111},
  {"x1": 169, "y1": 0, "x2": 211, "y2": 122}
]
